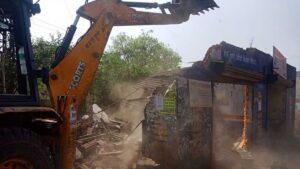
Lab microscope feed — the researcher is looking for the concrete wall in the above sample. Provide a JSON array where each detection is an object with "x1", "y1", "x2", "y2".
[{"x1": 143, "y1": 78, "x2": 213, "y2": 169}]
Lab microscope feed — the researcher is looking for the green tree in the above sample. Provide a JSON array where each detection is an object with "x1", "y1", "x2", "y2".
[
  {"x1": 89, "y1": 31, "x2": 181, "y2": 106},
  {"x1": 32, "y1": 33, "x2": 62, "y2": 99},
  {"x1": 108, "y1": 31, "x2": 181, "y2": 79},
  {"x1": 32, "y1": 31, "x2": 181, "y2": 107},
  {"x1": 32, "y1": 33, "x2": 63, "y2": 69}
]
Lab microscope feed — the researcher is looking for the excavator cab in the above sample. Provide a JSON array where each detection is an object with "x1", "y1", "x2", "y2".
[{"x1": 0, "y1": 0, "x2": 40, "y2": 106}]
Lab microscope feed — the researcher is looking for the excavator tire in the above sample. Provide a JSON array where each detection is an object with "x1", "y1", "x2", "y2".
[{"x1": 0, "y1": 128, "x2": 54, "y2": 169}]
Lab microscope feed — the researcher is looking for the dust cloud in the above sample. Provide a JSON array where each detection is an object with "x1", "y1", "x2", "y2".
[
  {"x1": 106, "y1": 82, "x2": 150, "y2": 168},
  {"x1": 109, "y1": 82, "x2": 148, "y2": 129},
  {"x1": 213, "y1": 104, "x2": 243, "y2": 169},
  {"x1": 89, "y1": 82, "x2": 300, "y2": 169},
  {"x1": 212, "y1": 83, "x2": 300, "y2": 169}
]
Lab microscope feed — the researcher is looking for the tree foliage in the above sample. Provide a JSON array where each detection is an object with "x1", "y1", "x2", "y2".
[
  {"x1": 32, "y1": 31, "x2": 181, "y2": 106},
  {"x1": 89, "y1": 31, "x2": 181, "y2": 105},
  {"x1": 107, "y1": 31, "x2": 181, "y2": 79},
  {"x1": 31, "y1": 33, "x2": 63, "y2": 99},
  {"x1": 32, "y1": 33, "x2": 62, "y2": 69}
]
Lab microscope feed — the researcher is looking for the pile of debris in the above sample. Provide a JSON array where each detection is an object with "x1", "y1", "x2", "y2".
[{"x1": 75, "y1": 104, "x2": 142, "y2": 169}]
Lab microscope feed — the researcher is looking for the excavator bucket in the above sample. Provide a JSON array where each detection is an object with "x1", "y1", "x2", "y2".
[
  {"x1": 122, "y1": 0, "x2": 219, "y2": 16},
  {"x1": 170, "y1": 0, "x2": 219, "y2": 16},
  {"x1": 188, "y1": 0, "x2": 219, "y2": 13}
]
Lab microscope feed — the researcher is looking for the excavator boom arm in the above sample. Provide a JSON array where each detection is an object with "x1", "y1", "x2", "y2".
[
  {"x1": 79, "y1": 0, "x2": 190, "y2": 26},
  {"x1": 48, "y1": 0, "x2": 218, "y2": 111}
]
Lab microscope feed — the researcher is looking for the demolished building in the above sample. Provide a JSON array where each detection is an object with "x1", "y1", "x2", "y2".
[{"x1": 141, "y1": 42, "x2": 297, "y2": 169}]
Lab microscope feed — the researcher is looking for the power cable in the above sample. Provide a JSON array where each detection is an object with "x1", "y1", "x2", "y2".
[
  {"x1": 31, "y1": 21, "x2": 62, "y2": 32},
  {"x1": 33, "y1": 18, "x2": 65, "y2": 31},
  {"x1": 62, "y1": 0, "x2": 74, "y2": 19}
]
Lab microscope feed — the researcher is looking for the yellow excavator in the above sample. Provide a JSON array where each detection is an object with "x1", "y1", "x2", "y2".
[{"x1": 0, "y1": 0, "x2": 218, "y2": 168}]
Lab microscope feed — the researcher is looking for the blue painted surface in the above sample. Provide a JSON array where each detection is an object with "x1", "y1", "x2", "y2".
[
  {"x1": 215, "y1": 42, "x2": 273, "y2": 75},
  {"x1": 287, "y1": 65, "x2": 297, "y2": 81},
  {"x1": 207, "y1": 42, "x2": 296, "y2": 82}
]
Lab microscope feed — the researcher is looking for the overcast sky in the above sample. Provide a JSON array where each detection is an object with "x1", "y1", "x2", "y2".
[{"x1": 30, "y1": 0, "x2": 300, "y2": 69}]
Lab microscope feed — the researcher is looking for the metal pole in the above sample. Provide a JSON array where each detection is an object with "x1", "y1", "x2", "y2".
[{"x1": 242, "y1": 85, "x2": 250, "y2": 150}]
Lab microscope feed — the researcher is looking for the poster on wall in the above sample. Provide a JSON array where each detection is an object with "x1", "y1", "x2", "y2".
[
  {"x1": 154, "y1": 95, "x2": 164, "y2": 111},
  {"x1": 273, "y1": 46, "x2": 287, "y2": 79},
  {"x1": 189, "y1": 79, "x2": 212, "y2": 108}
]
